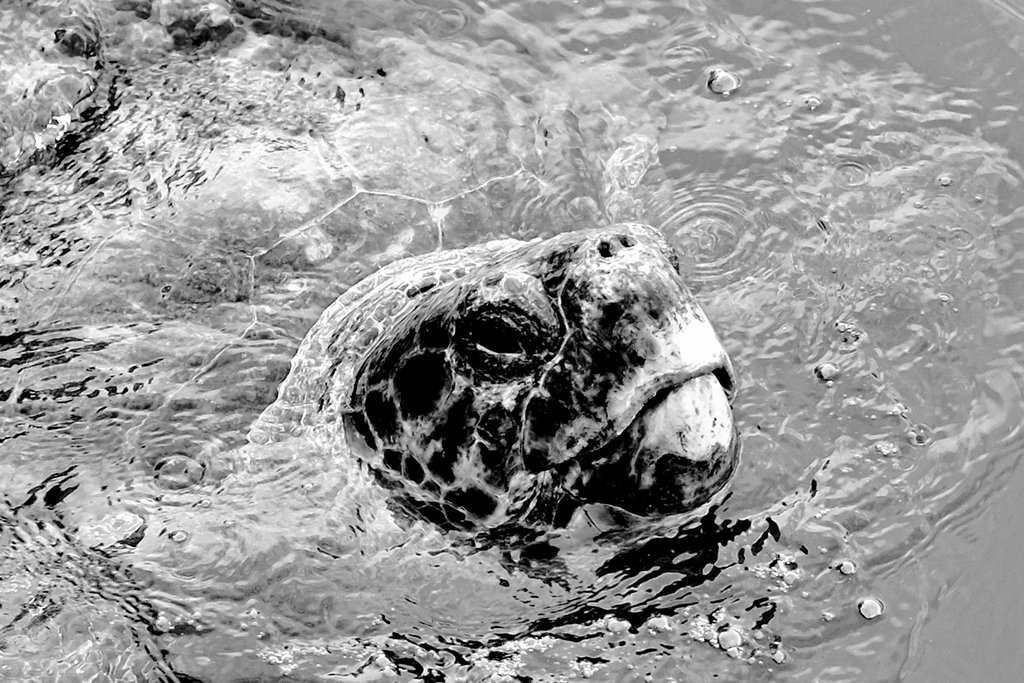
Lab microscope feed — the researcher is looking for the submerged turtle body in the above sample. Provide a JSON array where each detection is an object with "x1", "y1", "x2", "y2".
[
  {"x1": 252, "y1": 222, "x2": 738, "y2": 530},
  {"x1": 0, "y1": 0, "x2": 114, "y2": 177}
]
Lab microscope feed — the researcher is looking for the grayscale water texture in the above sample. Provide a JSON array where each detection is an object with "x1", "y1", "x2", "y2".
[{"x1": 2, "y1": 0, "x2": 1024, "y2": 681}]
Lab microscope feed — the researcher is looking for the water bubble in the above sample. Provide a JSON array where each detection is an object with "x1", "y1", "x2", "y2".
[
  {"x1": 717, "y1": 627, "x2": 743, "y2": 650},
  {"x1": 605, "y1": 617, "x2": 630, "y2": 633},
  {"x1": 169, "y1": 529, "x2": 190, "y2": 543},
  {"x1": 947, "y1": 228, "x2": 975, "y2": 251},
  {"x1": 707, "y1": 68, "x2": 741, "y2": 96},
  {"x1": 874, "y1": 441, "x2": 900, "y2": 457},
  {"x1": 835, "y1": 321, "x2": 865, "y2": 350},
  {"x1": 154, "y1": 454, "x2": 205, "y2": 490},
  {"x1": 937, "y1": 174, "x2": 954, "y2": 187},
  {"x1": 814, "y1": 363, "x2": 840, "y2": 382},
  {"x1": 907, "y1": 424, "x2": 932, "y2": 447},
  {"x1": 858, "y1": 597, "x2": 885, "y2": 619},
  {"x1": 837, "y1": 560, "x2": 857, "y2": 575},
  {"x1": 834, "y1": 160, "x2": 870, "y2": 187},
  {"x1": 646, "y1": 615, "x2": 674, "y2": 633}
]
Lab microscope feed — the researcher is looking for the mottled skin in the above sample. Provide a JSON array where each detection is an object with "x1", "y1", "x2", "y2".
[{"x1": 252, "y1": 222, "x2": 738, "y2": 530}]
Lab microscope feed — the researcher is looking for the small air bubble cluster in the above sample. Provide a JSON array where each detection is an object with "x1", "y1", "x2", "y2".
[{"x1": 874, "y1": 441, "x2": 900, "y2": 457}]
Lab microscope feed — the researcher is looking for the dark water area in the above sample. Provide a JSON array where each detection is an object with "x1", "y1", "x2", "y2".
[{"x1": 2, "y1": 0, "x2": 1024, "y2": 680}]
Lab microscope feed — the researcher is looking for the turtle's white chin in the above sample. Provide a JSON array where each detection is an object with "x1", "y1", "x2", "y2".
[
  {"x1": 567, "y1": 371, "x2": 738, "y2": 517},
  {"x1": 625, "y1": 373, "x2": 738, "y2": 513}
]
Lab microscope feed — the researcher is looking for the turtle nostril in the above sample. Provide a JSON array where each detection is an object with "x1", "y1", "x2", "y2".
[
  {"x1": 599, "y1": 235, "x2": 635, "y2": 258},
  {"x1": 713, "y1": 366, "x2": 735, "y2": 398}
]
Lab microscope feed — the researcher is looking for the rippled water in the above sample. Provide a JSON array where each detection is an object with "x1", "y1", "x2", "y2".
[{"x1": 3, "y1": 0, "x2": 1024, "y2": 680}]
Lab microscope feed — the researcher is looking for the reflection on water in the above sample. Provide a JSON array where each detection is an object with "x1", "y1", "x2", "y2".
[{"x1": 2, "y1": 0, "x2": 1024, "y2": 680}]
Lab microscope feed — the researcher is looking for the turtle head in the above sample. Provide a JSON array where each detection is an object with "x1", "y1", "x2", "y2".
[
  {"x1": 331, "y1": 223, "x2": 737, "y2": 530},
  {"x1": 512, "y1": 223, "x2": 738, "y2": 522}
]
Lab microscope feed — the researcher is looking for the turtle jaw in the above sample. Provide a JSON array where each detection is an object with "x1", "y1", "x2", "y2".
[
  {"x1": 568, "y1": 365, "x2": 738, "y2": 517},
  {"x1": 540, "y1": 298, "x2": 737, "y2": 469},
  {"x1": 599, "y1": 303, "x2": 736, "y2": 447},
  {"x1": 623, "y1": 371, "x2": 738, "y2": 514}
]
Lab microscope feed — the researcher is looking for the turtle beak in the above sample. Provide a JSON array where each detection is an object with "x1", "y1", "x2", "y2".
[
  {"x1": 601, "y1": 301, "x2": 735, "y2": 442},
  {"x1": 574, "y1": 304, "x2": 739, "y2": 516},
  {"x1": 621, "y1": 372, "x2": 738, "y2": 514}
]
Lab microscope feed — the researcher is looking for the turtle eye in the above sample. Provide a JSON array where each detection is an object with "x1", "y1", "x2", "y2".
[
  {"x1": 456, "y1": 273, "x2": 559, "y2": 372},
  {"x1": 466, "y1": 314, "x2": 531, "y2": 356},
  {"x1": 460, "y1": 300, "x2": 551, "y2": 363}
]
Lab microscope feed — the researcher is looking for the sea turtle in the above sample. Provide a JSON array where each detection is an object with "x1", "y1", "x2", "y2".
[
  {"x1": 248, "y1": 221, "x2": 738, "y2": 532},
  {"x1": 108, "y1": 220, "x2": 740, "y2": 681}
]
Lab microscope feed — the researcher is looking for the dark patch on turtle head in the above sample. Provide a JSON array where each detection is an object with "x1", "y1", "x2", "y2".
[
  {"x1": 349, "y1": 266, "x2": 563, "y2": 529},
  {"x1": 344, "y1": 223, "x2": 738, "y2": 531}
]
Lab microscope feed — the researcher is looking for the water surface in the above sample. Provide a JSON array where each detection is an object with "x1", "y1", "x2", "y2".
[{"x1": 2, "y1": 0, "x2": 1024, "y2": 680}]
